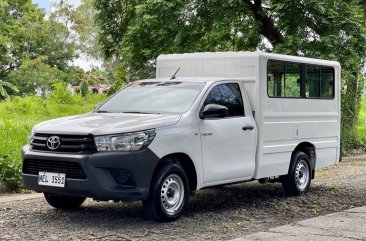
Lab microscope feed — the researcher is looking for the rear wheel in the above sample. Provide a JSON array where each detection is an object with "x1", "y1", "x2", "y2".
[
  {"x1": 281, "y1": 151, "x2": 311, "y2": 196},
  {"x1": 44, "y1": 193, "x2": 86, "y2": 209},
  {"x1": 143, "y1": 161, "x2": 189, "y2": 222}
]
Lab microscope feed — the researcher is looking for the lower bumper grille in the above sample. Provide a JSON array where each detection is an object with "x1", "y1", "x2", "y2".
[{"x1": 23, "y1": 159, "x2": 87, "y2": 180}]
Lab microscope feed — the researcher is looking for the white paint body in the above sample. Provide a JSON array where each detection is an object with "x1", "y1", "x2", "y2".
[{"x1": 153, "y1": 52, "x2": 341, "y2": 190}]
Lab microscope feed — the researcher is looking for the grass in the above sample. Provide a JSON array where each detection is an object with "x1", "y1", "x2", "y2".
[
  {"x1": 0, "y1": 84, "x2": 107, "y2": 192},
  {"x1": 356, "y1": 98, "x2": 366, "y2": 148}
]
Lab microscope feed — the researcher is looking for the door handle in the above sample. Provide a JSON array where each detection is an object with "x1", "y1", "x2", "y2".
[{"x1": 242, "y1": 124, "x2": 254, "y2": 131}]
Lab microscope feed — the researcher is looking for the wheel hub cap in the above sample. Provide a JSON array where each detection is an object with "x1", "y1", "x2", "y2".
[
  {"x1": 160, "y1": 174, "x2": 184, "y2": 215},
  {"x1": 295, "y1": 160, "x2": 309, "y2": 191}
]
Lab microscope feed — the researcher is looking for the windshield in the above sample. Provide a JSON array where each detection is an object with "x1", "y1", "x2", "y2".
[{"x1": 97, "y1": 81, "x2": 205, "y2": 114}]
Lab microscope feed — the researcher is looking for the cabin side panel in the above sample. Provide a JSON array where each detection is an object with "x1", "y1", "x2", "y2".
[{"x1": 255, "y1": 55, "x2": 341, "y2": 179}]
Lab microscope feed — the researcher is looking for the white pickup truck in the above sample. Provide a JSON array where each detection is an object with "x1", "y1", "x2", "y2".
[{"x1": 22, "y1": 52, "x2": 341, "y2": 221}]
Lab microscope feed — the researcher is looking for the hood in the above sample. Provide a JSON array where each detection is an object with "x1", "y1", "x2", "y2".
[{"x1": 33, "y1": 112, "x2": 182, "y2": 135}]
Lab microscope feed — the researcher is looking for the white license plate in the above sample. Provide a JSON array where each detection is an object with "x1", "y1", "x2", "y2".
[{"x1": 38, "y1": 171, "x2": 66, "y2": 188}]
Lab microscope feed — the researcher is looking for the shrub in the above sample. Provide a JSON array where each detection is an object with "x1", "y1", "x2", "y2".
[
  {"x1": 0, "y1": 91, "x2": 106, "y2": 192},
  {"x1": 49, "y1": 82, "x2": 74, "y2": 104},
  {"x1": 80, "y1": 79, "x2": 89, "y2": 97}
]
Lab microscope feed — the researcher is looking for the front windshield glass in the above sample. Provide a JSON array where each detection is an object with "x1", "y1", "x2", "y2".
[{"x1": 97, "y1": 81, "x2": 205, "y2": 114}]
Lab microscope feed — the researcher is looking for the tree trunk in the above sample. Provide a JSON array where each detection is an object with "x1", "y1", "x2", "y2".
[{"x1": 243, "y1": 0, "x2": 285, "y2": 47}]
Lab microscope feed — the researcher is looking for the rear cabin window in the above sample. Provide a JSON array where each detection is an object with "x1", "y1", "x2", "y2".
[
  {"x1": 267, "y1": 60, "x2": 335, "y2": 99},
  {"x1": 305, "y1": 65, "x2": 334, "y2": 98},
  {"x1": 267, "y1": 61, "x2": 301, "y2": 97}
]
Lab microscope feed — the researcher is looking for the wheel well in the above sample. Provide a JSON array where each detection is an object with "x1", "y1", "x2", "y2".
[
  {"x1": 293, "y1": 142, "x2": 316, "y2": 178},
  {"x1": 153, "y1": 153, "x2": 197, "y2": 191}
]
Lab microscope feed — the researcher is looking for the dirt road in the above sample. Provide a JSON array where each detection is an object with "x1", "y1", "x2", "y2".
[{"x1": 1, "y1": 158, "x2": 365, "y2": 241}]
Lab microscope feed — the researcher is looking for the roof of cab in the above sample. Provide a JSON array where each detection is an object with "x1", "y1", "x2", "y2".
[{"x1": 157, "y1": 51, "x2": 340, "y2": 67}]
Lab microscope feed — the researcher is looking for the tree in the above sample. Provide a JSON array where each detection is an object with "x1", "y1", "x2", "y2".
[
  {"x1": 94, "y1": 1, "x2": 366, "y2": 72},
  {"x1": 69, "y1": 0, "x2": 102, "y2": 62},
  {"x1": 0, "y1": 0, "x2": 76, "y2": 80},
  {"x1": 51, "y1": 0, "x2": 127, "y2": 86},
  {"x1": 5, "y1": 56, "x2": 84, "y2": 95},
  {"x1": 51, "y1": 0, "x2": 103, "y2": 67},
  {"x1": 94, "y1": 0, "x2": 366, "y2": 148},
  {"x1": 4, "y1": 57, "x2": 56, "y2": 95}
]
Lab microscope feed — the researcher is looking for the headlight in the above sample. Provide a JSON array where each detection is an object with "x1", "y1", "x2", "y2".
[{"x1": 94, "y1": 129, "x2": 156, "y2": 152}]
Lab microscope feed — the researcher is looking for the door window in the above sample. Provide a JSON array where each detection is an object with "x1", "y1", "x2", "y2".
[{"x1": 203, "y1": 83, "x2": 244, "y2": 117}]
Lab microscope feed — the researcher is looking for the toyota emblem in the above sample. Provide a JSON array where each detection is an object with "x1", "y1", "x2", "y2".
[{"x1": 46, "y1": 136, "x2": 61, "y2": 150}]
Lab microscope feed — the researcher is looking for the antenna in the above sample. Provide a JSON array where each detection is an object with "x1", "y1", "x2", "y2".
[{"x1": 170, "y1": 67, "x2": 181, "y2": 80}]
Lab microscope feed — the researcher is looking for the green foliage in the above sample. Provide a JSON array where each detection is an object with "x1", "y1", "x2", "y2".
[
  {"x1": 341, "y1": 128, "x2": 361, "y2": 152},
  {"x1": 0, "y1": 0, "x2": 76, "y2": 81},
  {"x1": 94, "y1": 1, "x2": 366, "y2": 74},
  {"x1": 339, "y1": 72, "x2": 365, "y2": 152},
  {"x1": 0, "y1": 79, "x2": 19, "y2": 98},
  {"x1": 84, "y1": 69, "x2": 112, "y2": 85},
  {"x1": 355, "y1": 98, "x2": 366, "y2": 149},
  {"x1": 49, "y1": 82, "x2": 74, "y2": 104},
  {"x1": 5, "y1": 57, "x2": 85, "y2": 96},
  {"x1": 107, "y1": 78, "x2": 126, "y2": 95},
  {"x1": 106, "y1": 66, "x2": 127, "y2": 95},
  {"x1": 51, "y1": 0, "x2": 126, "y2": 88},
  {"x1": 0, "y1": 92, "x2": 107, "y2": 191},
  {"x1": 95, "y1": 0, "x2": 260, "y2": 77},
  {"x1": 52, "y1": 0, "x2": 101, "y2": 62},
  {"x1": 80, "y1": 79, "x2": 89, "y2": 97},
  {"x1": 67, "y1": 0, "x2": 102, "y2": 62},
  {"x1": 6, "y1": 57, "x2": 58, "y2": 95}
]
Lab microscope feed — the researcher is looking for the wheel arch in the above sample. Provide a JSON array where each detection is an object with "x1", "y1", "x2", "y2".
[
  {"x1": 152, "y1": 153, "x2": 198, "y2": 192},
  {"x1": 292, "y1": 142, "x2": 316, "y2": 179}
]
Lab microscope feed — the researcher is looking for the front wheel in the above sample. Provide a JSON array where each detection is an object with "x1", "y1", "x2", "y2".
[
  {"x1": 281, "y1": 151, "x2": 312, "y2": 196},
  {"x1": 44, "y1": 193, "x2": 86, "y2": 209},
  {"x1": 143, "y1": 162, "x2": 189, "y2": 222}
]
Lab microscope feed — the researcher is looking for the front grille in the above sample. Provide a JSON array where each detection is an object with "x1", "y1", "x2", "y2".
[
  {"x1": 23, "y1": 159, "x2": 87, "y2": 179},
  {"x1": 31, "y1": 133, "x2": 96, "y2": 154}
]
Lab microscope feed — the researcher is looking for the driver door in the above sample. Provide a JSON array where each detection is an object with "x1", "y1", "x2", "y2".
[{"x1": 198, "y1": 82, "x2": 256, "y2": 184}]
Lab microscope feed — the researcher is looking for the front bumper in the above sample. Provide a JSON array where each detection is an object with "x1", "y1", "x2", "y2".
[{"x1": 21, "y1": 145, "x2": 160, "y2": 201}]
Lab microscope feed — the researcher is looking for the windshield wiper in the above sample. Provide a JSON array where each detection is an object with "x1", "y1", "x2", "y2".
[
  {"x1": 122, "y1": 111, "x2": 160, "y2": 114},
  {"x1": 95, "y1": 110, "x2": 111, "y2": 113}
]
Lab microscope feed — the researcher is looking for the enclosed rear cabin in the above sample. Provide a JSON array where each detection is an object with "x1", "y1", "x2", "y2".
[{"x1": 156, "y1": 52, "x2": 341, "y2": 179}]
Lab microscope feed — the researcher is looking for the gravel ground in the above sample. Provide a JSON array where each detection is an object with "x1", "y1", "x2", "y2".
[{"x1": 1, "y1": 158, "x2": 366, "y2": 241}]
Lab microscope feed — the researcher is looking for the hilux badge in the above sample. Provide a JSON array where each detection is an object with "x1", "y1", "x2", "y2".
[{"x1": 46, "y1": 136, "x2": 61, "y2": 150}]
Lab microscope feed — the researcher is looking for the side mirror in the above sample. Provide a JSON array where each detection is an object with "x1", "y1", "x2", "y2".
[
  {"x1": 94, "y1": 102, "x2": 103, "y2": 110},
  {"x1": 200, "y1": 104, "x2": 228, "y2": 119}
]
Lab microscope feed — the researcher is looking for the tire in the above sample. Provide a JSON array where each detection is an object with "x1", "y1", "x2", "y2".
[
  {"x1": 143, "y1": 161, "x2": 189, "y2": 222},
  {"x1": 281, "y1": 151, "x2": 312, "y2": 196},
  {"x1": 44, "y1": 193, "x2": 86, "y2": 209}
]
